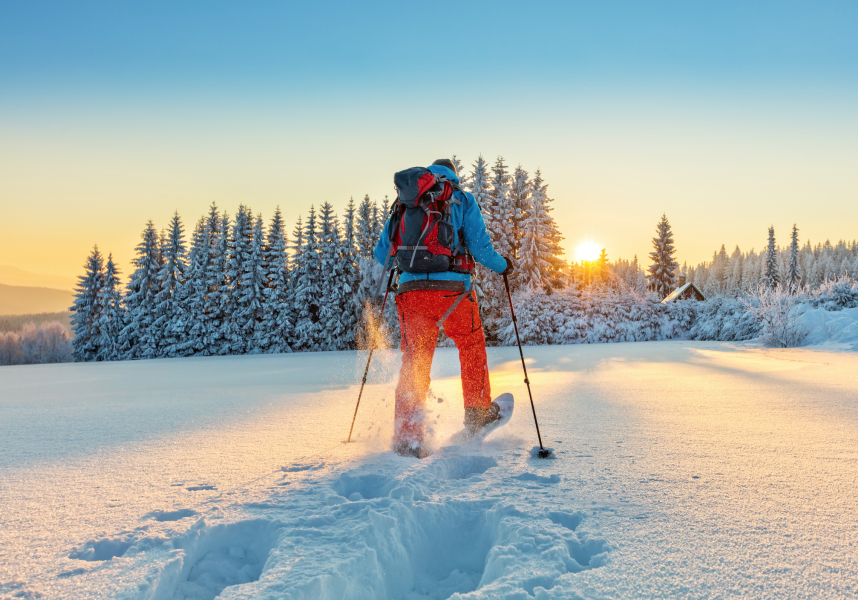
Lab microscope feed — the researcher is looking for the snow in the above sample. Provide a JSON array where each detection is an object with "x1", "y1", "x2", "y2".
[{"x1": 1, "y1": 342, "x2": 857, "y2": 599}]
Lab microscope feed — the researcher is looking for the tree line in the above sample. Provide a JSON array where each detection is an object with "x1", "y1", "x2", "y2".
[{"x1": 70, "y1": 156, "x2": 569, "y2": 360}]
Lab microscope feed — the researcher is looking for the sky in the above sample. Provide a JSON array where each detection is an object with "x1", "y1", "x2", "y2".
[{"x1": 1, "y1": 0, "x2": 857, "y2": 285}]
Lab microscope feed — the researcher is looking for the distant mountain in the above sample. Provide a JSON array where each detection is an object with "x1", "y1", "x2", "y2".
[
  {"x1": 0, "y1": 265, "x2": 76, "y2": 291},
  {"x1": 0, "y1": 283, "x2": 74, "y2": 316}
]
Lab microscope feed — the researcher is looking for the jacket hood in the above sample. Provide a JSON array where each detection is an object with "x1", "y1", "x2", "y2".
[{"x1": 426, "y1": 164, "x2": 459, "y2": 184}]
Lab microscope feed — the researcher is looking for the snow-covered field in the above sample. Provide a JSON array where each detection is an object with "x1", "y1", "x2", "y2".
[{"x1": 1, "y1": 342, "x2": 856, "y2": 599}]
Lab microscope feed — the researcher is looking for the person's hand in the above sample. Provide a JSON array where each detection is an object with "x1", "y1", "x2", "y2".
[{"x1": 502, "y1": 257, "x2": 514, "y2": 275}]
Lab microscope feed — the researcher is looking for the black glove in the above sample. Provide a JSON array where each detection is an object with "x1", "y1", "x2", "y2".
[{"x1": 502, "y1": 257, "x2": 514, "y2": 275}]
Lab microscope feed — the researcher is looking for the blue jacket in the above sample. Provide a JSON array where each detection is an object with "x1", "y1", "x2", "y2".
[{"x1": 374, "y1": 164, "x2": 507, "y2": 287}]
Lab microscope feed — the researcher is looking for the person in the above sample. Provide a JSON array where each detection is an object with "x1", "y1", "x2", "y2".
[{"x1": 374, "y1": 159, "x2": 512, "y2": 458}]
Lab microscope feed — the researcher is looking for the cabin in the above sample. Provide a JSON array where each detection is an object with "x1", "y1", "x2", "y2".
[{"x1": 661, "y1": 275, "x2": 707, "y2": 303}]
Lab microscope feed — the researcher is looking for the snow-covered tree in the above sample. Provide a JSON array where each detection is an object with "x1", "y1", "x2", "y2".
[
  {"x1": 518, "y1": 171, "x2": 556, "y2": 291},
  {"x1": 179, "y1": 217, "x2": 209, "y2": 355},
  {"x1": 762, "y1": 226, "x2": 781, "y2": 289},
  {"x1": 121, "y1": 221, "x2": 162, "y2": 359},
  {"x1": 213, "y1": 210, "x2": 233, "y2": 354},
  {"x1": 153, "y1": 212, "x2": 187, "y2": 357},
  {"x1": 71, "y1": 245, "x2": 105, "y2": 361},
  {"x1": 451, "y1": 155, "x2": 471, "y2": 188},
  {"x1": 647, "y1": 213, "x2": 679, "y2": 299},
  {"x1": 96, "y1": 253, "x2": 124, "y2": 361},
  {"x1": 258, "y1": 207, "x2": 293, "y2": 353},
  {"x1": 241, "y1": 214, "x2": 267, "y2": 353},
  {"x1": 356, "y1": 195, "x2": 375, "y2": 259},
  {"x1": 467, "y1": 155, "x2": 492, "y2": 209},
  {"x1": 509, "y1": 164, "x2": 530, "y2": 271},
  {"x1": 787, "y1": 224, "x2": 802, "y2": 291},
  {"x1": 293, "y1": 206, "x2": 322, "y2": 351}
]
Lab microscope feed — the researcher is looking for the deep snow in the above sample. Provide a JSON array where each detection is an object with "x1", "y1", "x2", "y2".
[{"x1": 1, "y1": 341, "x2": 857, "y2": 599}]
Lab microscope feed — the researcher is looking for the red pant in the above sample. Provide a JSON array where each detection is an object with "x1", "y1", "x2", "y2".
[{"x1": 394, "y1": 289, "x2": 491, "y2": 446}]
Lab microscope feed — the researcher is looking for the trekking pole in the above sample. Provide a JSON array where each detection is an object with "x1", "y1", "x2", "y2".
[
  {"x1": 345, "y1": 268, "x2": 397, "y2": 443},
  {"x1": 503, "y1": 272, "x2": 552, "y2": 458}
]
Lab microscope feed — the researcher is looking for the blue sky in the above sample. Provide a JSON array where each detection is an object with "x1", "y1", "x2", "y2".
[{"x1": 1, "y1": 1, "x2": 857, "y2": 277}]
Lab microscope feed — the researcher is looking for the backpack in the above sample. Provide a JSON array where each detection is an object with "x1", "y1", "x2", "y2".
[{"x1": 386, "y1": 167, "x2": 475, "y2": 274}]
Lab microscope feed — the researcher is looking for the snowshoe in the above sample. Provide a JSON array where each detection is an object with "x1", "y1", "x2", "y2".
[
  {"x1": 393, "y1": 441, "x2": 429, "y2": 459},
  {"x1": 459, "y1": 393, "x2": 514, "y2": 442}
]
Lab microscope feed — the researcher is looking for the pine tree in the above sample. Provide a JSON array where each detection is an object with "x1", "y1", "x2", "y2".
[
  {"x1": 532, "y1": 169, "x2": 564, "y2": 288},
  {"x1": 480, "y1": 157, "x2": 513, "y2": 338},
  {"x1": 96, "y1": 253, "x2": 123, "y2": 361},
  {"x1": 596, "y1": 249, "x2": 609, "y2": 281},
  {"x1": 214, "y1": 210, "x2": 233, "y2": 354},
  {"x1": 466, "y1": 154, "x2": 489, "y2": 204},
  {"x1": 787, "y1": 224, "x2": 802, "y2": 291},
  {"x1": 763, "y1": 226, "x2": 781, "y2": 289},
  {"x1": 451, "y1": 155, "x2": 470, "y2": 188},
  {"x1": 338, "y1": 198, "x2": 361, "y2": 349},
  {"x1": 242, "y1": 214, "x2": 267, "y2": 353},
  {"x1": 509, "y1": 165, "x2": 531, "y2": 268},
  {"x1": 121, "y1": 221, "x2": 162, "y2": 359},
  {"x1": 71, "y1": 245, "x2": 105, "y2": 362},
  {"x1": 317, "y1": 202, "x2": 341, "y2": 351},
  {"x1": 181, "y1": 217, "x2": 209, "y2": 355},
  {"x1": 647, "y1": 213, "x2": 679, "y2": 299},
  {"x1": 153, "y1": 212, "x2": 187, "y2": 357},
  {"x1": 518, "y1": 172, "x2": 555, "y2": 290},
  {"x1": 293, "y1": 206, "x2": 322, "y2": 351},
  {"x1": 356, "y1": 195, "x2": 375, "y2": 258},
  {"x1": 259, "y1": 207, "x2": 293, "y2": 353}
]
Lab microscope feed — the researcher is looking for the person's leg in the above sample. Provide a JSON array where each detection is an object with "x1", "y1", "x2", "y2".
[
  {"x1": 442, "y1": 291, "x2": 492, "y2": 410},
  {"x1": 394, "y1": 291, "x2": 440, "y2": 450}
]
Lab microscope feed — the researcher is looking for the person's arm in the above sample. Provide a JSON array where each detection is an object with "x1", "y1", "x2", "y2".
[
  {"x1": 373, "y1": 215, "x2": 395, "y2": 267},
  {"x1": 460, "y1": 193, "x2": 507, "y2": 274}
]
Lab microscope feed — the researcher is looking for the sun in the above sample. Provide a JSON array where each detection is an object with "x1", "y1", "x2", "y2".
[{"x1": 575, "y1": 241, "x2": 601, "y2": 263}]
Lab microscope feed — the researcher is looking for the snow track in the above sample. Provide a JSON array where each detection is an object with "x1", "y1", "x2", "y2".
[{"x1": 134, "y1": 448, "x2": 608, "y2": 600}]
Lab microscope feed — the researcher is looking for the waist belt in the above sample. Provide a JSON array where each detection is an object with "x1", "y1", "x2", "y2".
[
  {"x1": 397, "y1": 280, "x2": 467, "y2": 294},
  {"x1": 397, "y1": 279, "x2": 474, "y2": 329}
]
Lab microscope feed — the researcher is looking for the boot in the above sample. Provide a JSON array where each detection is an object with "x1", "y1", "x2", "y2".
[
  {"x1": 393, "y1": 441, "x2": 429, "y2": 459},
  {"x1": 464, "y1": 401, "x2": 501, "y2": 437}
]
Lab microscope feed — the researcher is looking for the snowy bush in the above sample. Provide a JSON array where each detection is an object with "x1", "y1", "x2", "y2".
[
  {"x1": 496, "y1": 285, "x2": 692, "y2": 346},
  {"x1": 809, "y1": 277, "x2": 858, "y2": 311},
  {"x1": 742, "y1": 286, "x2": 809, "y2": 348},
  {"x1": 686, "y1": 296, "x2": 761, "y2": 341},
  {"x1": 0, "y1": 322, "x2": 73, "y2": 366}
]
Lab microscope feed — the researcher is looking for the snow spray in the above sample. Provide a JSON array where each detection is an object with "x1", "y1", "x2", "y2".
[{"x1": 346, "y1": 268, "x2": 398, "y2": 443}]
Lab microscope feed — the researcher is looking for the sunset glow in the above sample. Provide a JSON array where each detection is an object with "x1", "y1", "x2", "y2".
[{"x1": 575, "y1": 241, "x2": 601, "y2": 263}]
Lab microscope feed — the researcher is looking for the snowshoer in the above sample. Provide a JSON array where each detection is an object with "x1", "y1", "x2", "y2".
[{"x1": 374, "y1": 159, "x2": 512, "y2": 458}]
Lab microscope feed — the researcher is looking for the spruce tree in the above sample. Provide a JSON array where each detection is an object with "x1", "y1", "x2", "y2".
[
  {"x1": 531, "y1": 169, "x2": 564, "y2": 288},
  {"x1": 451, "y1": 155, "x2": 470, "y2": 188},
  {"x1": 214, "y1": 211, "x2": 233, "y2": 354},
  {"x1": 787, "y1": 224, "x2": 802, "y2": 291},
  {"x1": 154, "y1": 212, "x2": 187, "y2": 357},
  {"x1": 293, "y1": 206, "x2": 322, "y2": 351},
  {"x1": 259, "y1": 207, "x2": 293, "y2": 353},
  {"x1": 181, "y1": 217, "x2": 209, "y2": 355},
  {"x1": 647, "y1": 213, "x2": 679, "y2": 299},
  {"x1": 242, "y1": 214, "x2": 267, "y2": 353},
  {"x1": 226, "y1": 205, "x2": 254, "y2": 354},
  {"x1": 763, "y1": 226, "x2": 781, "y2": 289},
  {"x1": 338, "y1": 198, "x2": 361, "y2": 349},
  {"x1": 481, "y1": 157, "x2": 513, "y2": 339},
  {"x1": 121, "y1": 221, "x2": 162, "y2": 359},
  {"x1": 71, "y1": 245, "x2": 105, "y2": 362},
  {"x1": 518, "y1": 171, "x2": 558, "y2": 291},
  {"x1": 96, "y1": 253, "x2": 124, "y2": 361},
  {"x1": 356, "y1": 195, "x2": 375, "y2": 258},
  {"x1": 467, "y1": 155, "x2": 492, "y2": 209},
  {"x1": 509, "y1": 165, "x2": 530, "y2": 263}
]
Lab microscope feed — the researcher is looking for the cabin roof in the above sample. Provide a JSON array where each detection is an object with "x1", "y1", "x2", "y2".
[{"x1": 661, "y1": 282, "x2": 707, "y2": 303}]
